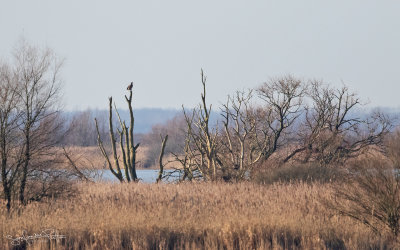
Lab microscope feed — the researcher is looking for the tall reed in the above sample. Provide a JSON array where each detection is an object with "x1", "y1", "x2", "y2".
[{"x1": 0, "y1": 182, "x2": 393, "y2": 249}]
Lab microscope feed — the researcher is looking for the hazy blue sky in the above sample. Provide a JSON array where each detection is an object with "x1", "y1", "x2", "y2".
[{"x1": 0, "y1": 1, "x2": 399, "y2": 110}]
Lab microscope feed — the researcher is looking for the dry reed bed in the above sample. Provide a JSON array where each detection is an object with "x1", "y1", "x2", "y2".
[{"x1": 0, "y1": 182, "x2": 391, "y2": 249}]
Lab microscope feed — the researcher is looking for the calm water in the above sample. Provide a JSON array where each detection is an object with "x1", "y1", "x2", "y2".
[{"x1": 95, "y1": 169, "x2": 181, "y2": 183}]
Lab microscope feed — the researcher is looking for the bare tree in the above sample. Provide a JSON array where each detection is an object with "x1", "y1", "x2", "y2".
[
  {"x1": 0, "y1": 40, "x2": 70, "y2": 209},
  {"x1": 176, "y1": 74, "x2": 306, "y2": 181},
  {"x1": 0, "y1": 62, "x2": 23, "y2": 211},
  {"x1": 256, "y1": 75, "x2": 306, "y2": 160},
  {"x1": 220, "y1": 90, "x2": 262, "y2": 179},
  {"x1": 172, "y1": 73, "x2": 391, "y2": 183},
  {"x1": 13, "y1": 40, "x2": 64, "y2": 204},
  {"x1": 284, "y1": 81, "x2": 391, "y2": 165},
  {"x1": 95, "y1": 89, "x2": 139, "y2": 182},
  {"x1": 178, "y1": 69, "x2": 222, "y2": 181}
]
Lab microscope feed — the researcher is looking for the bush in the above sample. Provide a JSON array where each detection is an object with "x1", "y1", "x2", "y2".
[
  {"x1": 252, "y1": 162, "x2": 343, "y2": 184},
  {"x1": 323, "y1": 130, "x2": 400, "y2": 238},
  {"x1": 328, "y1": 156, "x2": 400, "y2": 237}
]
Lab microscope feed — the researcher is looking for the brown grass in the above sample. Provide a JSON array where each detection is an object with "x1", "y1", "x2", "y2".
[{"x1": 0, "y1": 182, "x2": 394, "y2": 249}]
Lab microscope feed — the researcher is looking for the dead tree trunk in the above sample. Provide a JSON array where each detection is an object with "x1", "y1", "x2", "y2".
[
  {"x1": 95, "y1": 89, "x2": 139, "y2": 182},
  {"x1": 157, "y1": 135, "x2": 168, "y2": 183},
  {"x1": 95, "y1": 97, "x2": 123, "y2": 182},
  {"x1": 125, "y1": 90, "x2": 139, "y2": 181},
  {"x1": 179, "y1": 69, "x2": 221, "y2": 181}
]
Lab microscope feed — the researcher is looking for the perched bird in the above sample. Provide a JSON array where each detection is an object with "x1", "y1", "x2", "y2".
[{"x1": 127, "y1": 82, "x2": 133, "y2": 90}]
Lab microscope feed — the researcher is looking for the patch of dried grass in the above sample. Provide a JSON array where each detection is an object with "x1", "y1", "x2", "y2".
[{"x1": 0, "y1": 182, "x2": 392, "y2": 249}]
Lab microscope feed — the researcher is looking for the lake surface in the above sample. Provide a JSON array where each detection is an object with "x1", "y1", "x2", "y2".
[{"x1": 95, "y1": 169, "x2": 181, "y2": 183}]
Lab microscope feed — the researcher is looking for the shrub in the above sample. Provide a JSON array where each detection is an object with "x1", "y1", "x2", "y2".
[
  {"x1": 329, "y1": 155, "x2": 400, "y2": 237},
  {"x1": 252, "y1": 162, "x2": 343, "y2": 184}
]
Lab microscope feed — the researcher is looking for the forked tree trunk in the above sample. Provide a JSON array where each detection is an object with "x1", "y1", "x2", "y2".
[{"x1": 95, "y1": 89, "x2": 139, "y2": 182}]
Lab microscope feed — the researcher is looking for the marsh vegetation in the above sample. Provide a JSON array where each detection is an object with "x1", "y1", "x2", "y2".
[
  {"x1": 1, "y1": 41, "x2": 400, "y2": 249},
  {"x1": 0, "y1": 181, "x2": 394, "y2": 249}
]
